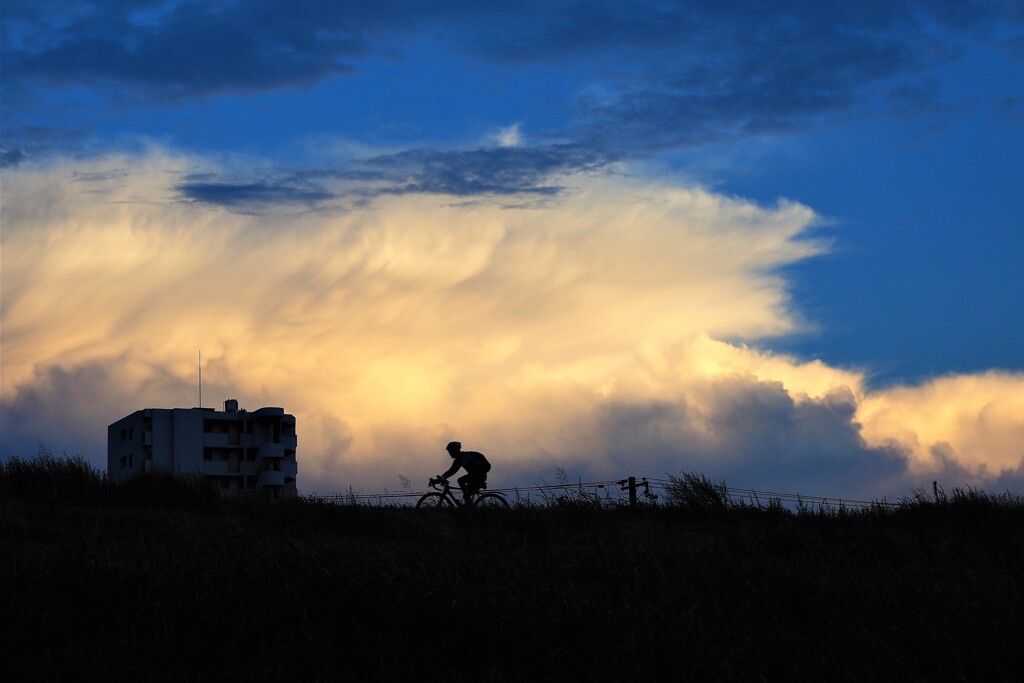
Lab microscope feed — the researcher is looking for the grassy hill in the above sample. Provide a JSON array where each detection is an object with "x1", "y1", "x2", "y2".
[{"x1": 3, "y1": 454, "x2": 1023, "y2": 681}]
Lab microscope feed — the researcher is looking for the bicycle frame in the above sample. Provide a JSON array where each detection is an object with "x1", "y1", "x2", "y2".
[
  {"x1": 429, "y1": 480, "x2": 464, "y2": 507},
  {"x1": 416, "y1": 479, "x2": 509, "y2": 509}
]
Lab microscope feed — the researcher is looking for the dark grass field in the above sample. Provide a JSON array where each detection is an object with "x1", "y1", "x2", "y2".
[{"x1": 3, "y1": 454, "x2": 1023, "y2": 681}]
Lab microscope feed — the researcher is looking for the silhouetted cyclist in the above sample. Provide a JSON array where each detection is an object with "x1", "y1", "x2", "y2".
[{"x1": 434, "y1": 441, "x2": 491, "y2": 504}]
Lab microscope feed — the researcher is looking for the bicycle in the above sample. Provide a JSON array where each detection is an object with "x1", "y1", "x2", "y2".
[{"x1": 416, "y1": 478, "x2": 510, "y2": 509}]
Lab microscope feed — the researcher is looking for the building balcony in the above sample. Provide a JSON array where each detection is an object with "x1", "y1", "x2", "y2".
[
  {"x1": 203, "y1": 433, "x2": 232, "y2": 448},
  {"x1": 203, "y1": 461, "x2": 242, "y2": 477},
  {"x1": 259, "y1": 442, "x2": 285, "y2": 459},
  {"x1": 142, "y1": 431, "x2": 152, "y2": 446},
  {"x1": 257, "y1": 470, "x2": 285, "y2": 488}
]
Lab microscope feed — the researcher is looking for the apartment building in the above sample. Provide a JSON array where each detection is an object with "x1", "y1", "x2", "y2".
[{"x1": 108, "y1": 400, "x2": 297, "y2": 498}]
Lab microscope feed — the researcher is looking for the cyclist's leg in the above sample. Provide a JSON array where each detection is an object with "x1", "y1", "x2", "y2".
[
  {"x1": 456, "y1": 473, "x2": 471, "y2": 501},
  {"x1": 457, "y1": 473, "x2": 481, "y2": 502}
]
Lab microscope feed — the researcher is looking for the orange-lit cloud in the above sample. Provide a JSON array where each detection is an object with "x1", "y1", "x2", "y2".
[
  {"x1": 2, "y1": 150, "x2": 1021, "y2": 497},
  {"x1": 859, "y1": 373, "x2": 1024, "y2": 478}
]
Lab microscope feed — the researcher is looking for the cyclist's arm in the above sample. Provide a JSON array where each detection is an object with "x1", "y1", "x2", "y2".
[{"x1": 439, "y1": 461, "x2": 461, "y2": 480}]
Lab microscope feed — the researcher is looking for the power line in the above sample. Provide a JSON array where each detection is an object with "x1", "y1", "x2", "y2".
[{"x1": 306, "y1": 475, "x2": 899, "y2": 509}]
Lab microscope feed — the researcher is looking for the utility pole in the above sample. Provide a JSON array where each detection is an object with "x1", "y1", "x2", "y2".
[
  {"x1": 621, "y1": 476, "x2": 638, "y2": 509},
  {"x1": 619, "y1": 476, "x2": 656, "y2": 509}
]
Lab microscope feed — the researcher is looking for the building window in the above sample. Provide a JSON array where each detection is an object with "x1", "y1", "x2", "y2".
[
  {"x1": 204, "y1": 448, "x2": 228, "y2": 461},
  {"x1": 204, "y1": 421, "x2": 230, "y2": 434}
]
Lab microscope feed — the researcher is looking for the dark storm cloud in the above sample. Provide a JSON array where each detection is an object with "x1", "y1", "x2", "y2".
[
  {"x1": 6, "y1": 1, "x2": 1019, "y2": 116},
  {"x1": 177, "y1": 179, "x2": 334, "y2": 209},
  {"x1": 993, "y1": 459, "x2": 1024, "y2": 493},
  {"x1": 176, "y1": 143, "x2": 615, "y2": 210},
  {"x1": 2, "y1": 0, "x2": 375, "y2": 98},
  {"x1": 351, "y1": 143, "x2": 615, "y2": 197},
  {"x1": 452, "y1": 1, "x2": 1021, "y2": 149},
  {"x1": 0, "y1": 361, "x2": 167, "y2": 465},
  {"x1": 584, "y1": 380, "x2": 910, "y2": 498},
  {"x1": 555, "y1": 2, "x2": 1017, "y2": 150},
  {"x1": 1, "y1": 149, "x2": 27, "y2": 168},
  {"x1": 459, "y1": 1, "x2": 1018, "y2": 63},
  {"x1": 5, "y1": 1, "x2": 1021, "y2": 212}
]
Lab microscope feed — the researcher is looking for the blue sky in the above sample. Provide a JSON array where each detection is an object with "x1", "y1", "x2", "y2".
[{"x1": 2, "y1": 1, "x2": 1022, "y2": 497}]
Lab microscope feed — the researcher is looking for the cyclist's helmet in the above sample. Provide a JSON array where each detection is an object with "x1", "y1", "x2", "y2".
[{"x1": 446, "y1": 441, "x2": 461, "y2": 453}]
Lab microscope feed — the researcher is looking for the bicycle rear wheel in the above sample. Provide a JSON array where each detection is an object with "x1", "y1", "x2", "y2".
[
  {"x1": 472, "y1": 493, "x2": 510, "y2": 509},
  {"x1": 416, "y1": 492, "x2": 454, "y2": 509}
]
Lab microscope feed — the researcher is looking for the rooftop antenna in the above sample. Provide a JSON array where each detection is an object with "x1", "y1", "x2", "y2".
[{"x1": 198, "y1": 350, "x2": 202, "y2": 409}]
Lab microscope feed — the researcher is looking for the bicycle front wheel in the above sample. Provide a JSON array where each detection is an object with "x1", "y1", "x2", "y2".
[
  {"x1": 416, "y1": 492, "x2": 454, "y2": 509},
  {"x1": 472, "y1": 493, "x2": 510, "y2": 509}
]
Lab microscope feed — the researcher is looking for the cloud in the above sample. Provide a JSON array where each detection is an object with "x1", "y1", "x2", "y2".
[
  {"x1": 859, "y1": 373, "x2": 1024, "y2": 479},
  {"x1": 2, "y1": 0, "x2": 367, "y2": 99},
  {"x1": 0, "y1": 359, "x2": 194, "y2": 458},
  {"x1": 350, "y1": 144, "x2": 614, "y2": 198},
  {"x1": 1, "y1": 149, "x2": 27, "y2": 167},
  {"x1": 173, "y1": 143, "x2": 617, "y2": 211},
  {"x1": 560, "y1": 2, "x2": 1024, "y2": 150},
  {"x1": 492, "y1": 124, "x2": 523, "y2": 148},
  {"x1": 5, "y1": 1, "x2": 1021, "y2": 157},
  {"x1": 177, "y1": 178, "x2": 335, "y2": 210},
  {"x1": 2, "y1": 150, "x2": 1021, "y2": 499}
]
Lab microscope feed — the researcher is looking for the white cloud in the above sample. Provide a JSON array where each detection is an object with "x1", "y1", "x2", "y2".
[
  {"x1": 859, "y1": 373, "x2": 1024, "y2": 478},
  {"x1": 2, "y1": 150, "x2": 1020, "y2": 499},
  {"x1": 492, "y1": 123, "x2": 523, "y2": 148}
]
